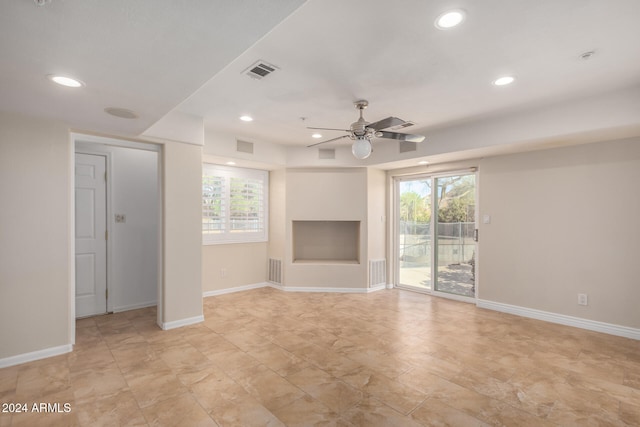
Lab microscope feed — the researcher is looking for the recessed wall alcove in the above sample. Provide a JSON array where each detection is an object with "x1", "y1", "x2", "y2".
[
  {"x1": 269, "y1": 167, "x2": 386, "y2": 288},
  {"x1": 292, "y1": 220, "x2": 360, "y2": 264}
]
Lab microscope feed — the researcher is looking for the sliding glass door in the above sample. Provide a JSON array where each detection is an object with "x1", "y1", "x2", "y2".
[
  {"x1": 396, "y1": 171, "x2": 477, "y2": 299},
  {"x1": 397, "y1": 178, "x2": 433, "y2": 290},
  {"x1": 433, "y1": 174, "x2": 476, "y2": 297}
]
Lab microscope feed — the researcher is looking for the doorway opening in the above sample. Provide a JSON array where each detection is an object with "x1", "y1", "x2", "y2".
[
  {"x1": 72, "y1": 134, "x2": 161, "y2": 323},
  {"x1": 394, "y1": 170, "x2": 477, "y2": 301}
]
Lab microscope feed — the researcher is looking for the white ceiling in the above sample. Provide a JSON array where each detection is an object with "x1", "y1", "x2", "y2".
[
  {"x1": 2, "y1": 0, "x2": 640, "y2": 160},
  {"x1": 0, "y1": 0, "x2": 306, "y2": 135}
]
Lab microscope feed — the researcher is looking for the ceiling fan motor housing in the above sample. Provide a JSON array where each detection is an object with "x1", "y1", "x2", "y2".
[
  {"x1": 351, "y1": 100, "x2": 370, "y2": 137},
  {"x1": 351, "y1": 119, "x2": 368, "y2": 137}
]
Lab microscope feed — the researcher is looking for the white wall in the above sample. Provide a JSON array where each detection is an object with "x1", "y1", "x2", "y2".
[
  {"x1": 203, "y1": 129, "x2": 287, "y2": 168},
  {"x1": 110, "y1": 146, "x2": 159, "y2": 310},
  {"x1": 75, "y1": 142, "x2": 159, "y2": 312},
  {"x1": 0, "y1": 111, "x2": 71, "y2": 360},
  {"x1": 479, "y1": 138, "x2": 640, "y2": 329}
]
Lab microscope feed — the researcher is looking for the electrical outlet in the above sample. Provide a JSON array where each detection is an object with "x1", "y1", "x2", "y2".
[
  {"x1": 220, "y1": 268, "x2": 227, "y2": 278},
  {"x1": 578, "y1": 293, "x2": 588, "y2": 306}
]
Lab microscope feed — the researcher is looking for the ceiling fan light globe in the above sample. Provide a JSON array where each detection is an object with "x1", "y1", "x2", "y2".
[{"x1": 352, "y1": 138, "x2": 372, "y2": 159}]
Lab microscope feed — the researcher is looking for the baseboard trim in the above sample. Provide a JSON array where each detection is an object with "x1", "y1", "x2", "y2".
[
  {"x1": 269, "y1": 284, "x2": 372, "y2": 293},
  {"x1": 477, "y1": 299, "x2": 640, "y2": 341},
  {"x1": 203, "y1": 282, "x2": 269, "y2": 297},
  {"x1": 0, "y1": 344, "x2": 73, "y2": 368},
  {"x1": 203, "y1": 282, "x2": 385, "y2": 297},
  {"x1": 112, "y1": 301, "x2": 157, "y2": 313},
  {"x1": 160, "y1": 315, "x2": 204, "y2": 331}
]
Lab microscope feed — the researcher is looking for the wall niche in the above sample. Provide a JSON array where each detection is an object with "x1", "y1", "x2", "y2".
[{"x1": 292, "y1": 220, "x2": 360, "y2": 264}]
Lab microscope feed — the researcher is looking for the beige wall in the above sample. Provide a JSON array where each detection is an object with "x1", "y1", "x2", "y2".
[
  {"x1": 161, "y1": 142, "x2": 204, "y2": 324},
  {"x1": 0, "y1": 111, "x2": 71, "y2": 359},
  {"x1": 0, "y1": 111, "x2": 206, "y2": 361},
  {"x1": 200, "y1": 168, "x2": 282, "y2": 292},
  {"x1": 268, "y1": 168, "x2": 287, "y2": 262},
  {"x1": 479, "y1": 138, "x2": 640, "y2": 329},
  {"x1": 285, "y1": 168, "x2": 369, "y2": 288},
  {"x1": 202, "y1": 242, "x2": 268, "y2": 292},
  {"x1": 367, "y1": 168, "x2": 387, "y2": 261}
]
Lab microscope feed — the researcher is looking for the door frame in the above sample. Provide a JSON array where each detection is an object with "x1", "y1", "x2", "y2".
[
  {"x1": 74, "y1": 150, "x2": 111, "y2": 316},
  {"x1": 391, "y1": 168, "x2": 479, "y2": 304},
  {"x1": 69, "y1": 133, "x2": 162, "y2": 344}
]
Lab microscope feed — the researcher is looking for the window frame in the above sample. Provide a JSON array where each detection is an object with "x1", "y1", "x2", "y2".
[{"x1": 202, "y1": 163, "x2": 269, "y2": 245}]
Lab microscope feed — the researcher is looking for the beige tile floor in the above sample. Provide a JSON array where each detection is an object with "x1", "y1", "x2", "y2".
[{"x1": 1, "y1": 287, "x2": 639, "y2": 426}]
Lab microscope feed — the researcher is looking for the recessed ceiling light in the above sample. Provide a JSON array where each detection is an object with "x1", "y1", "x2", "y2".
[
  {"x1": 312, "y1": 133, "x2": 322, "y2": 139},
  {"x1": 435, "y1": 9, "x2": 466, "y2": 29},
  {"x1": 418, "y1": 160, "x2": 429, "y2": 165},
  {"x1": 493, "y1": 76, "x2": 515, "y2": 86},
  {"x1": 48, "y1": 74, "x2": 85, "y2": 88},
  {"x1": 226, "y1": 161, "x2": 236, "y2": 166},
  {"x1": 239, "y1": 115, "x2": 253, "y2": 122}
]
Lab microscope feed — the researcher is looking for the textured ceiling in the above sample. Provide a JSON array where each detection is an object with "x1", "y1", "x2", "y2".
[
  {"x1": 1, "y1": 0, "x2": 639, "y2": 156},
  {"x1": 0, "y1": 0, "x2": 307, "y2": 135},
  {"x1": 177, "y1": 0, "x2": 640, "y2": 147}
]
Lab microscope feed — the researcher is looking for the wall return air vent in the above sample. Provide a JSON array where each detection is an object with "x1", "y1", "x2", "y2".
[{"x1": 244, "y1": 60, "x2": 279, "y2": 80}]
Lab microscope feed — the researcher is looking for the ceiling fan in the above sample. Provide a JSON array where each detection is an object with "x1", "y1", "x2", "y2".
[{"x1": 307, "y1": 100, "x2": 426, "y2": 159}]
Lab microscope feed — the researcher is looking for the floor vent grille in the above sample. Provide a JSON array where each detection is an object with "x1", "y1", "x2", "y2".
[
  {"x1": 268, "y1": 258, "x2": 282, "y2": 284},
  {"x1": 369, "y1": 259, "x2": 386, "y2": 287}
]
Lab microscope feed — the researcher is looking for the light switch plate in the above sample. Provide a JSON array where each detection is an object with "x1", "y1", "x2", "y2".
[{"x1": 483, "y1": 214, "x2": 491, "y2": 224}]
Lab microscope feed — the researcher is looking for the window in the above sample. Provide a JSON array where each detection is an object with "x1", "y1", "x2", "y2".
[{"x1": 202, "y1": 164, "x2": 268, "y2": 244}]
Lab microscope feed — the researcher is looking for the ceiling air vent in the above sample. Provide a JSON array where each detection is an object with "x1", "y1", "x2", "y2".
[
  {"x1": 318, "y1": 148, "x2": 335, "y2": 159},
  {"x1": 399, "y1": 141, "x2": 417, "y2": 153},
  {"x1": 244, "y1": 60, "x2": 279, "y2": 80},
  {"x1": 236, "y1": 139, "x2": 254, "y2": 154}
]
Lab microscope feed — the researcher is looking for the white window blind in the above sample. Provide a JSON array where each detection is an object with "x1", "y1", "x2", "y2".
[{"x1": 202, "y1": 164, "x2": 268, "y2": 244}]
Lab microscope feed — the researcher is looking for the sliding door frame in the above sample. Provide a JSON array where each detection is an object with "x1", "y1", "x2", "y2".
[{"x1": 392, "y1": 168, "x2": 479, "y2": 304}]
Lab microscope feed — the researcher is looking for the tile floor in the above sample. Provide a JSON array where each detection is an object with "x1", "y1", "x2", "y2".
[{"x1": 1, "y1": 287, "x2": 639, "y2": 426}]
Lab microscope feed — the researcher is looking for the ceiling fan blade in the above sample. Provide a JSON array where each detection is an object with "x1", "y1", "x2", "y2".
[
  {"x1": 366, "y1": 117, "x2": 405, "y2": 131},
  {"x1": 377, "y1": 131, "x2": 426, "y2": 143},
  {"x1": 307, "y1": 127, "x2": 350, "y2": 132},
  {"x1": 307, "y1": 134, "x2": 350, "y2": 147}
]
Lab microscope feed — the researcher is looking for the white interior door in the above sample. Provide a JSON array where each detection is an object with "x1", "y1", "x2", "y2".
[{"x1": 75, "y1": 153, "x2": 107, "y2": 317}]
